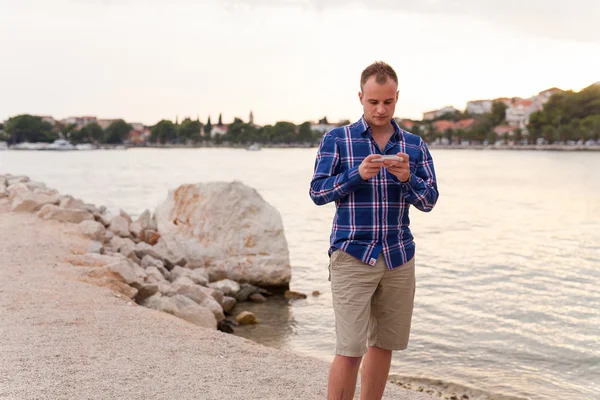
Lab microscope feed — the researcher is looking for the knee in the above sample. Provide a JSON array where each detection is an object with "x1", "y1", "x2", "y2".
[{"x1": 336, "y1": 355, "x2": 362, "y2": 367}]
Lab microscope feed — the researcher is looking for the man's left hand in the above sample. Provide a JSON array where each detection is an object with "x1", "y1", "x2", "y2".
[{"x1": 384, "y1": 152, "x2": 410, "y2": 183}]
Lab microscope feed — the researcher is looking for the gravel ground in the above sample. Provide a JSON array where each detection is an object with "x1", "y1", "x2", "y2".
[{"x1": 0, "y1": 203, "x2": 435, "y2": 400}]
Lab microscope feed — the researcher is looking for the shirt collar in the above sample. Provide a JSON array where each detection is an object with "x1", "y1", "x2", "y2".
[{"x1": 354, "y1": 115, "x2": 402, "y2": 141}]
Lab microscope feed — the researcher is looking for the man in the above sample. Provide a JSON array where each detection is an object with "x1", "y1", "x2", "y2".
[{"x1": 309, "y1": 61, "x2": 439, "y2": 400}]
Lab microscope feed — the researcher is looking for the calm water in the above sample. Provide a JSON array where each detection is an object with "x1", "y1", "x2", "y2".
[{"x1": 1, "y1": 148, "x2": 599, "y2": 400}]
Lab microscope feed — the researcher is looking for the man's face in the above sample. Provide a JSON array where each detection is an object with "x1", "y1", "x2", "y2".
[{"x1": 359, "y1": 76, "x2": 399, "y2": 129}]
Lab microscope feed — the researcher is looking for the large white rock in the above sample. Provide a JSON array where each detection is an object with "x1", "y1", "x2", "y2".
[{"x1": 154, "y1": 182, "x2": 291, "y2": 287}]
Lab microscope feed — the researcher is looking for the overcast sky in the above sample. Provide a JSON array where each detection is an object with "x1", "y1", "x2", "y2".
[{"x1": 1, "y1": 0, "x2": 599, "y2": 125}]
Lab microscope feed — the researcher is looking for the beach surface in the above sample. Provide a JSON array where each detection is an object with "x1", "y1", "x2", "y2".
[{"x1": 0, "y1": 203, "x2": 436, "y2": 400}]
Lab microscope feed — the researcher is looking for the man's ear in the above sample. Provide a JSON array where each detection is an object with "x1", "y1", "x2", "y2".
[
  {"x1": 396, "y1": 90, "x2": 399, "y2": 102},
  {"x1": 358, "y1": 91, "x2": 364, "y2": 104}
]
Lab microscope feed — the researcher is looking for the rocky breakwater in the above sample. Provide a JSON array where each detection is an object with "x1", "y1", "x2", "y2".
[{"x1": 1, "y1": 174, "x2": 295, "y2": 333}]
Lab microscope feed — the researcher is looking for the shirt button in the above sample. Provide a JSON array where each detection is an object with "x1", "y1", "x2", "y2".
[{"x1": 383, "y1": 197, "x2": 386, "y2": 201}]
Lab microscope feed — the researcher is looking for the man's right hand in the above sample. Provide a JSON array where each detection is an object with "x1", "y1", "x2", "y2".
[{"x1": 358, "y1": 154, "x2": 384, "y2": 180}]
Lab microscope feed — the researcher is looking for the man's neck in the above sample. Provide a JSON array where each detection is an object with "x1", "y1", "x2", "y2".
[{"x1": 370, "y1": 121, "x2": 394, "y2": 137}]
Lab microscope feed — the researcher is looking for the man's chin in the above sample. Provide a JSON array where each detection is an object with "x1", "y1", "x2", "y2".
[{"x1": 370, "y1": 117, "x2": 389, "y2": 126}]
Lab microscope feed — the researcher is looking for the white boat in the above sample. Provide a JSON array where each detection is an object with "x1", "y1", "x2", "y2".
[
  {"x1": 247, "y1": 143, "x2": 261, "y2": 151},
  {"x1": 75, "y1": 143, "x2": 95, "y2": 151},
  {"x1": 45, "y1": 139, "x2": 76, "y2": 151}
]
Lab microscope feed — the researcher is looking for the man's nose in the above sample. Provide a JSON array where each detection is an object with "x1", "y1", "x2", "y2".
[{"x1": 377, "y1": 104, "x2": 385, "y2": 114}]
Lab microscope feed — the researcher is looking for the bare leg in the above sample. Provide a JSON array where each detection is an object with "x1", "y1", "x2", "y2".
[
  {"x1": 328, "y1": 355, "x2": 363, "y2": 400},
  {"x1": 360, "y1": 346, "x2": 392, "y2": 400}
]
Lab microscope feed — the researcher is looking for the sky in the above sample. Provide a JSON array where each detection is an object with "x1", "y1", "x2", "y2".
[{"x1": 1, "y1": 0, "x2": 599, "y2": 126}]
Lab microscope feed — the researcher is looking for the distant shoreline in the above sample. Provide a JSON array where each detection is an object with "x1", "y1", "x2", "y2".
[{"x1": 4, "y1": 143, "x2": 600, "y2": 152}]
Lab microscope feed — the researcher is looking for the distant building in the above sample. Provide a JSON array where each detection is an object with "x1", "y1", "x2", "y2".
[
  {"x1": 61, "y1": 116, "x2": 97, "y2": 127},
  {"x1": 494, "y1": 125, "x2": 518, "y2": 136},
  {"x1": 466, "y1": 100, "x2": 492, "y2": 115},
  {"x1": 455, "y1": 118, "x2": 476, "y2": 130},
  {"x1": 433, "y1": 120, "x2": 455, "y2": 133},
  {"x1": 211, "y1": 124, "x2": 228, "y2": 137},
  {"x1": 493, "y1": 97, "x2": 513, "y2": 107},
  {"x1": 395, "y1": 118, "x2": 415, "y2": 130},
  {"x1": 310, "y1": 117, "x2": 337, "y2": 134},
  {"x1": 39, "y1": 116, "x2": 57, "y2": 126},
  {"x1": 422, "y1": 106, "x2": 459, "y2": 121},
  {"x1": 97, "y1": 119, "x2": 119, "y2": 130},
  {"x1": 130, "y1": 122, "x2": 145, "y2": 132},
  {"x1": 506, "y1": 99, "x2": 538, "y2": 130},
  {"x1": 532, "y1": 87, "x2": 562, "y2": 107}
]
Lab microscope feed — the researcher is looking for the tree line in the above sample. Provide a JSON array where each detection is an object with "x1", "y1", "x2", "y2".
[{"x1": 2, "y1": 85, "x2": 598, "y2": 146}]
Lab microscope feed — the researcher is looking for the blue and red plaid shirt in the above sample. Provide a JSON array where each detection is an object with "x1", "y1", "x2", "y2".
[{"x1": 309, "y1": 116, "x2": 439, "y2": 269}]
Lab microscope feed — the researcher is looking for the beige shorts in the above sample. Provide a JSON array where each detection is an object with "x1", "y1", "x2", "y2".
[{"x1": 329, "y1": 250, "x2": 416, "y2": 357}]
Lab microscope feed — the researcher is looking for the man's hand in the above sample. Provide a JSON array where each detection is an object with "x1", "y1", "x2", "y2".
[
  {"x1": 359, "y1": 154, "x2": 385, "y2": 180},
  {"x1": 384, "y1": 152, "x2": 411, "y2": 183}
]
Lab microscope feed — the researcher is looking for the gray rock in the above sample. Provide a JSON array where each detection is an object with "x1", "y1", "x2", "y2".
[
  {"x1": 109, "y1": 215, "x2": 130, "y2": 237},
  {"x1": 79, "y1": 220, "x2": 106, "y2": 241},
  {"x1": 146, "y1": 266, "x2": 168, "y2": 283},
  {"x1": 59, "y1": 195, "x2": 86, "y2": 209},
  {"x1": 129, "y1": 221, "x2": 144, "y2": 239},
  {"x1": 208, "y1": 279, "x2": 240, "y2": 297},
  {"x1": 37, "y1": 204, "x2": 94, "y2": 223},
  {"x1": 249, "y1": 293, "x2": 267, "y2": 303},
  {"x1": 141, "y1": 255, "x2": 169, "y2": 279},
  {"x1": 221, "y1": 296, "x2": 237, "y2": 313},
  {"x1": 142, "y1": 293, "x2": 217, "y2": 329},
  {"x1": 169, "y1": 281, "x2": 225, "y2": 322},
  {"x1": 119, "y1": 209, "x2": 133, "y2": 224},
  {"x1": 198, "y1": 285, "x2": 224, "y2": 305},
  {"x1": 88, "y1": 241, "x2": 105, "y2": 254},
  {"x1": 7, "y1": 175, "x2": 29, "y2": 186},
  {"x1": 134, "y1": 283, "x2": 159, "y2": 303},
  {"x1": 135, "y1": 242, "x2": 164, "y2": 261},
  {"x1": 235, "y1": 283, "x2": 261, "y2": 302},
  {"x1": 11, "y1": 188, "x2": 59, "y2": 213},
  {"x1": 106, "y1": 258, "x2": 148, "y2": 290}
]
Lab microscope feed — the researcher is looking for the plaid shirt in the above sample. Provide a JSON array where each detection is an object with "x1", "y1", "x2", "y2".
[{"x1": 309, "y1": 116, "x2": 439, "y2": 269}]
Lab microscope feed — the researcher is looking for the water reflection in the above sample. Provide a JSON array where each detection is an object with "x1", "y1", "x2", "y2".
[{"x1": 231, "y1": 296, "x2": 295, "y2": 348}]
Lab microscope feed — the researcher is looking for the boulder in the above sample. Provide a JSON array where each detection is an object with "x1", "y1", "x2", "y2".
[
  {"x1": 236, "y1": 311, "x2": 258, "y2": 325},
  {"x1": 108, "y1": 215, "x2": 130, "y2": 238},
  {"x1": 120, "y1": 209, "x2": 133, "y2": 224},
  {"x1": 142, "y1": 293, "x2": 217, "y2": 329},
  {"x1": 249, "y1": 293, "x2": 267, "y2": 303},
  {"x1": 154, "y1": 182, "x2": 291, "y2": 287},
  {"x1": 235, "y1": 283, "x2": 270, "y2": 302},
  {"x1": 221, "y1": 296, "x2": 237, "y2": 313},
  {"x1": 208, "y1": 279, "x2": 240, "y2": 297},
  {"x1": 59, "y1": 195, "x2": 86, "y2": 209},
  {"x1": 11, "y1": 187, "x2": 59, "y2": 213},
  {"x1": 141, "y1": 255, "x2": 170, "y2": 279},
  {"x1": 88, "y1": 241, "x2": 105, "y2": 254},
  {"x1": 79, "y1": 220, "x2": 106, "y2": 241},
  {"x1": 169, "y1": 266, "x2": 208, "y2": 286},
  {"x1": 86, "y1": 268, "x2": 138, "y2": 299},
  {"x1": 37, "y1": 204, "x2": 94, "y2": 223},
  {"x1": 169, "y1": 282, "x2": 225, "y2": 322},
  {"x1": 135, "y1": 242, "x2": 164, "y2": 262},
  {"x1": 284, "y1": 290, "x2": 307, "y2": 300},
  {"x1": 7, "y1": 175, "x2": 29, "y2": 186}
]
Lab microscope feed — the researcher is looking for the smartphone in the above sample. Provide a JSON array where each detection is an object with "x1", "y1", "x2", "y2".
[{"x1": 372, "y1": 155, "x2": 404, "y2": 163}]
